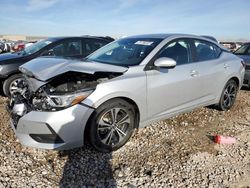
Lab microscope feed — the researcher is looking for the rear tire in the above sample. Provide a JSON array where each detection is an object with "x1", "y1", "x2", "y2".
[
  {"x1": 216, "y1": 79, "x2": 238, "y2": 111},
  {"x1": 3, "y1": 74, "x2": 24, "y2": 97},
  {"x1": 87, "y1": 99, "x2": 136, "y2": 153}
]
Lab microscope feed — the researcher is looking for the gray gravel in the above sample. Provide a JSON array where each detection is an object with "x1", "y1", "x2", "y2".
[{"x1": 0, "y1": 88, "x2": 250, "y2": 187}]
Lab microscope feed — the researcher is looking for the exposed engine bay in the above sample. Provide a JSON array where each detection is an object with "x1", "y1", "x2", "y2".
[
  {"x1": 12, "y1": 71, "x2": 122, "y2": 112},
  {"x1": 36, "y1": 71, "x2": 113, "y2": 95}
]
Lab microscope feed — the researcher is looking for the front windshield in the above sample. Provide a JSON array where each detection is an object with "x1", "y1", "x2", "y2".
[
  {"x1": 24, "y1": 39, "x2": 53, "y2": 55},
  {"x1": 87, "y1": 37, "x2": 163, "y2": 66},
  {"x1": 234, "y1": 43, "x2": 250, "y2": 55}
]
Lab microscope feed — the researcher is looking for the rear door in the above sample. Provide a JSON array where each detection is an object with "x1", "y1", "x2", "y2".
[
  {"x1": 191, "y1": 39, "x2": 225, "y2": 101},
  {"x1": 146, "y1": 39, "x2": 204, "y2": 120}
]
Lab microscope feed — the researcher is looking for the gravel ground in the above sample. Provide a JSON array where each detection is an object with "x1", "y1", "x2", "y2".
[{"x1": 0, "y1": 88, "x2": 250, "y2": 187}]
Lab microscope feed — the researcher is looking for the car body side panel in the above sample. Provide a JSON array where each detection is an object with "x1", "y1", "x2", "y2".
[
  {"x1": 214, "y1": 53, "x2": 245, "y2": 102},
  {"x1": 194, "y1": 52, "x2": 230, "y2": 101},
  {"x1": 83, "y1": 65, "x2": 148, "y2": 123},
  {"x1": 145, "y1": 63, "x2": 205, "y2": 120}
]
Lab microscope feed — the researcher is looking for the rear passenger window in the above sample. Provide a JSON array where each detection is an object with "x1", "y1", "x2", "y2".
[
  {"x1": 157, "y1": 40, "x2": 192, "y2": 65},
  {"x1": 82, "y1": 39, "x2": 109, "y2": 57},
  {"x1": 47, "y1": 40, "x2": 81, "y2": 56},
  {"x1": 194, "y1": 40, "x2": 221, "y2": 61}
]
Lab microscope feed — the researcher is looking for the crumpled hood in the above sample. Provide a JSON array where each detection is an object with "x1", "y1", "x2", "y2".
[{"x1": 20, "y1": 57, "x2": 128, "y2": 81}]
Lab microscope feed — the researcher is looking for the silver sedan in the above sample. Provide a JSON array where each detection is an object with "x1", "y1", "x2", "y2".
[{"x1": 9, "y1": 34, "x2": 245, "y2": 152}]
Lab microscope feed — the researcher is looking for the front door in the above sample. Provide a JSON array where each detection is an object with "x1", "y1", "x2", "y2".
[{"x1": 146, "y1": 39, "x2": 203, "y2": 120}]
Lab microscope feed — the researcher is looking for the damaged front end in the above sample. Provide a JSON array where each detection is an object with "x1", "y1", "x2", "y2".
[
  {"x1": 7, "y1": 57, "x2": 127, "y2": 150},
  {"x1": 10, "y1": 71, "x2": 122, "y2": 113},
  {"x1": 9, "y1": 57, "x2": 128, "y2": 126}
]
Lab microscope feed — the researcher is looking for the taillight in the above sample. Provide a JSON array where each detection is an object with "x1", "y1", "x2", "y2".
[{"x1": 241, "y1": 60, "x2": 246, "y2": 68}]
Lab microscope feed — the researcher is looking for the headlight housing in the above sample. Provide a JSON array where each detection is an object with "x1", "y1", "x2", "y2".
[
  {"x1": 47, "y1": 90, "x2": 92, "y2": 108},
  {"x1": 0, "y1": 65, "x2": 3, "y2": 72},
  {"x1": 32, "y1": 90, "x2": 93, "y2": 111}
]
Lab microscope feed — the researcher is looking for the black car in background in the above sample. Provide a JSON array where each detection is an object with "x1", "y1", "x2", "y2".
[
  {"x1": 0, "y1": 36, "x2": 114, "y2": 96},
  {"x1": 234, "y1": 42, "x2": 250, "y2": 87}
]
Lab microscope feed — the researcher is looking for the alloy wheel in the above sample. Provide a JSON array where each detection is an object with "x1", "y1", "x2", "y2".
[
  {"x1": 97, "y1": 107, "x2": 132, "y2": 146},
  {"x1": 222, "y1": 83, "x2": 237, "y2": 108},
  {"x1": 9, "y1": 78, "x2": 25, "y2": 95}
]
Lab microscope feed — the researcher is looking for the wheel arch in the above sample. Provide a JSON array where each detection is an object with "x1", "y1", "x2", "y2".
[
  {"x1": 3, "y1": 71, "x2": 21, "y2": 81},
  {"x1": 84, "y1": 96, "x2": 141, "y2": 133},
  {"x1": 116, "y1": 96, "x2": 140, "y2": 129},
  {"x1": 83, "y1": 96, "x2": 141, "y2": 147},
  {"x1": 230, "y1": 76, "x2": 240, "y2": 87}
]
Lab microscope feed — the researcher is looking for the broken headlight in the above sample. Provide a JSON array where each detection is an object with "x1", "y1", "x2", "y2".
[{"x1": 33, "y1": 89, "x2": 93, "y2": 111}]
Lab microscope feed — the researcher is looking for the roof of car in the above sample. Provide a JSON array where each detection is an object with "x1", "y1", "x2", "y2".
[
  {"x1": 47, "y1": 36, "x2": 114, "y2": 41},
  {"x1": 126, "y1": 33, "x2": 200, "y2": 39},
  {"x1": 126, "y1": 34, "x2": 221, "y2": 43},
  {"x1": 125, "y1": 33, "x2": 230, "y2": 52}
]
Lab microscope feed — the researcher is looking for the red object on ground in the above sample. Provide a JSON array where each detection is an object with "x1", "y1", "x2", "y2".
[{"x1": 214, "y1": 135, "x2": 236, "y2": 144}]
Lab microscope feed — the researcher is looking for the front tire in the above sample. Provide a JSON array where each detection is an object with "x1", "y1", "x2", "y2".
[
  {"x1": 3, "y1": 74, "x2": 24, "y2": 97},
  {"x1": 216, "y1": 79, "x2": 238, "y2": 111},
  {"x1": 87, "y1": 99, "x2": 136, "y2": 153}
]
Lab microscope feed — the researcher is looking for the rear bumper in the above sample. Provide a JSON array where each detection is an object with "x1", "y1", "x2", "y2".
[{"x1": 8, "y1": 103, "x2": 94, "y2": 150}]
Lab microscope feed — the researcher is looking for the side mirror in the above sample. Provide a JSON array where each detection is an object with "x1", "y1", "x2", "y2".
[{"x1": 154, "y1": 57, "x2": 176, "y2": 69}]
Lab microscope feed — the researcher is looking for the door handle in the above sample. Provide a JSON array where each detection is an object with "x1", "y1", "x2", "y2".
[
  {"x1": 190, "y1": 70, "x2": 199, "y2": 77},
  {"x1": 224, "y1": 64, "x2": 230, "y2": 69}
]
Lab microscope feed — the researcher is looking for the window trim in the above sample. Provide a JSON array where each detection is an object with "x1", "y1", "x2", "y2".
[
  {"x1": 191, "y1": 39, "x2": 222, "y2": 62},
  {"x1": 144, "y1": 38, "x2": 194, "y2": 71}
]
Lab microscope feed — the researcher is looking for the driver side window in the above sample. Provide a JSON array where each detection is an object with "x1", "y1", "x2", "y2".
[
  {"x1": 50, "y1": 43, "x2": 64, "y2": 56},
  {"x1": 157, "y1": 40, "x2": 191, "y2": 65},
  {"x1": 43, "y1": 40, "x2": 81, "y2": 57}
]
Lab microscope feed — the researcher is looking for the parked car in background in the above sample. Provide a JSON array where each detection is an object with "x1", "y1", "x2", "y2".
[
  {"x1": 234, "y1": 42, "x2": 250, "y2": 87},
  {"x1": 12, "y1": 41, "x2": 37, "y2": 52},
  {"x1": 0, "y1": 36, "x2": 114, "y2": 96},
  {"x1": 0, "y1": 42, "x2": 4, "y2": 54},
  {"x1": 220, "y1": 42, "x2": 237, "y2": 51},
  {"x1": 0, "y1": 40, "x2": 14, "y2": 54},
  {"x1": 25, "y1": 41, "x2": 36, "y2": 48},
  {"x1": 8, "y1": 34, "x2": 245, "y2": 152},
  {"x1": 12, "y1": 41, "x2": 26, "y2": 52}
]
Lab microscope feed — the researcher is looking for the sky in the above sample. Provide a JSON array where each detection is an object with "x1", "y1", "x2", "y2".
[{"x1": 0, "y1": 0, "x2": 249, "y2": 41}]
